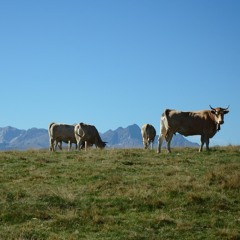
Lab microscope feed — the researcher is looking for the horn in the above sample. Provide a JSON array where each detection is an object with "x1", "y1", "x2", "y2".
[
  {"x1": 209, "y1": 105, "x2": 215, "y2": 110},
  {"x1": 223, "y1": 105, "x2": 230, "y2": 110}
]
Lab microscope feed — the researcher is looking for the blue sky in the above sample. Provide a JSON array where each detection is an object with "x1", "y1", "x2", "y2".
[{"x1": 0, "y1": 0, "x2": 239, "y2": 146}]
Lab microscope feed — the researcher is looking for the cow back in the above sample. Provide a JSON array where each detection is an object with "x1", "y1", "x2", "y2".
[
  {"x1": 165, "y1": 109, "x2": 218, "y2": 137},
  {"x1": 50, "y1": 123, "x2": 76, "y2": 143}
]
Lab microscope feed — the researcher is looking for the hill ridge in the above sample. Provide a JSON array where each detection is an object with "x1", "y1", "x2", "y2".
[{"x1": 0, "y1": 124, "x2": 199, "y2": 150}]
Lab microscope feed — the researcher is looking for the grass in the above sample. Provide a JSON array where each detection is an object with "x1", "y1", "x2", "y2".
[{"x1": 0, "y1": 147, "x2": 240, "y2": 239}]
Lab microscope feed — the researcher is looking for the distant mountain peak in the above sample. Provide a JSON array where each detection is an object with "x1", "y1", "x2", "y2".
[
  {"x1": 0, "y1": 124, "x2": 199, "y2": 150},
  {"x1": 101, "y1": 124, "x2": 199, "y2": 149}
]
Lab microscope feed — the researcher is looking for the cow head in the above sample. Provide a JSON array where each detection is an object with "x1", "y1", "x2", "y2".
[
  {"x1": 98, "y1": 141, "x2": 107, "y2": 149},
  {"x1": 209, "y1": 105, "x2": 229, "y2": 130}
]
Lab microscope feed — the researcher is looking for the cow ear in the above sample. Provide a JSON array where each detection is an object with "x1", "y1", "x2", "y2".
[
  {"x1": 224, "y1": 110, "x2": 229, "y2": 114},
  {"x1": 211, "y1": 110, "x2": 216, "y2": 114}
]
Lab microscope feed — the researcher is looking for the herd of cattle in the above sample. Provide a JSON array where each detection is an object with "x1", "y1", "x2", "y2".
[
  {"x1": 48, "y1": 106, "x2": 229, "y2": 153},
  {"x1": 48, "y1": 122, "x2": 106, "y2": 151}
]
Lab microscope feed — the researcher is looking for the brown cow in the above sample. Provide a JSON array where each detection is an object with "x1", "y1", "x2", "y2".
[
  {"x1": 141, "y1": 124, "x2": 156, "y2": 149},
  {"x1": 157, "y1": 106, "x2": 229, "y2": 153},
  {"x1": 74, "y1": 123, "x2": 106, "y2": 151}
]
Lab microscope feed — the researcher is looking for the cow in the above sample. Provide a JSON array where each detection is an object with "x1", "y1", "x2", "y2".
[
  {"x1": 48, "y1": 123, "x2": 77, "y2": 151},
  {"x1": 157, "y1": 106, "x2": 229, "y2": 153},
  {"x1": 74, "y1": 122, "x2": 106, "y2": 151},
  {"x1": 141, "y1": 124, "x2": 156, "y2": 150}
]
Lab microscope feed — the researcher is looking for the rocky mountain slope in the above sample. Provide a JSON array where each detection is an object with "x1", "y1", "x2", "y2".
[
  {"x1": 101, "y1": 124, "x2": 199, "y2": 148},
  {"x1": 0, "y1": 124, "x2": 199, "y2": 150},
  {"x1": 0, "y1": 127, "x2": 49, "y2": 150}
]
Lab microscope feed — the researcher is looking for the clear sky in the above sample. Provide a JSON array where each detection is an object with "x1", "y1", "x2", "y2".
[{"x1": 0, "y1": 0, "x2": 239, "y2": 146}]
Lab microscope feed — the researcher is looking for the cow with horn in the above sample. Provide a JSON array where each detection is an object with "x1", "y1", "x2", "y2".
[{"x1": 157, "y1": 106, "x2": 229, "y2": 153}]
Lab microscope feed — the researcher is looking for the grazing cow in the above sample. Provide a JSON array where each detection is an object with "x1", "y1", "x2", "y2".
[
  {"x1": 48, "y1": 123, "x2": 77, "y2": 151},
  {"x1": 141, "y1": 124, "x2": 156, "y2": 149},
  {"x1": 157, "y1": 106, "x2": 229, "y2": 153},
  {"x1": 74, "y1": 122, "x2": 106, "y2": 151}
]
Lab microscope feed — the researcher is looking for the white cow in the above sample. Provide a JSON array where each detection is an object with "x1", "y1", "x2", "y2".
[{"x1": 48, "y1": 123, "x2": 77, "y2": 151}]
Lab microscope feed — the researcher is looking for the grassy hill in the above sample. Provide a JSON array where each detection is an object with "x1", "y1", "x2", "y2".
[{"x1": 0, "y1": 147, "x2": 240, "y2": 239}]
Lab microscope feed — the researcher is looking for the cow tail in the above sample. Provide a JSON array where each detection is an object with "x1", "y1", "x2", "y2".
[
  {"x1": 48, "y1": 122, "x2": 55, "y2": 137},
  {"x1": 75, "y1": 124, "x2": 85, "y2": 138},
  {"x1": 161, "y1": 110, "x2": 170, "y2": 130}
]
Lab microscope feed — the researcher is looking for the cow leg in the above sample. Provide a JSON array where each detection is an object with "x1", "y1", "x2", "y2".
[
  {"x1": 157, "y1": 134, "x2": 164, "y2": 153},
  {"x1": 76, "y1": 141, "x2": 80, "y2": 151},
  {"x1": 144, "y1": 139, "x2": 149, "y2": 149},
  {"x1": 147, "y1": 138, "x2": 151, "y2": 150},
  {"x1": 85, "y1": 141, "x2": 87, "y2": 151},
  {"x1": 205, "y1": 138, "x2": 210, "y2": 151},
  {"x1": 158, "y1": 122, "x2": 168, "y2": 153},
  {"x1": 58, "y1": 141, "x2": 62, "y2": 150},
  {"x1": 68, "y1": 141, "x2": 71, "y2": 151},
  {"x1": 199, "y1": 136, "x2": 204, "y2": 152},
  {"x1": 166, "y1": 132, "x2": 173, "y2": 153},
  {"x1": 142, "y1": 138, "x2": 146, "y2": 149},
  {"x1": 77, "y1": 139, "x2": 83, "y2": 151},
  {"x1": 49, "y1": 138, "x2": 54, "y2": 151},
  {"x1": 54, "y1": 141, "x2": 58, "y2": 151},
  {"x1": 54, "y1": 140, "x2": 60, "y2": 151},
  {"x1": 199, "y1": 136, "x2": 210, "y2": 152}
]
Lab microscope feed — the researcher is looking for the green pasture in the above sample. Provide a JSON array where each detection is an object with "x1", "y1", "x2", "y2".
[{"x1": 0, "y1": 147, "x2": 239, "y2": 239}]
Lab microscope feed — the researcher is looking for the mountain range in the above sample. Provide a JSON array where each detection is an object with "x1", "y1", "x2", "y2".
[{"x1": 0, "y1": 124, "x2": 199, "y2": 150}]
